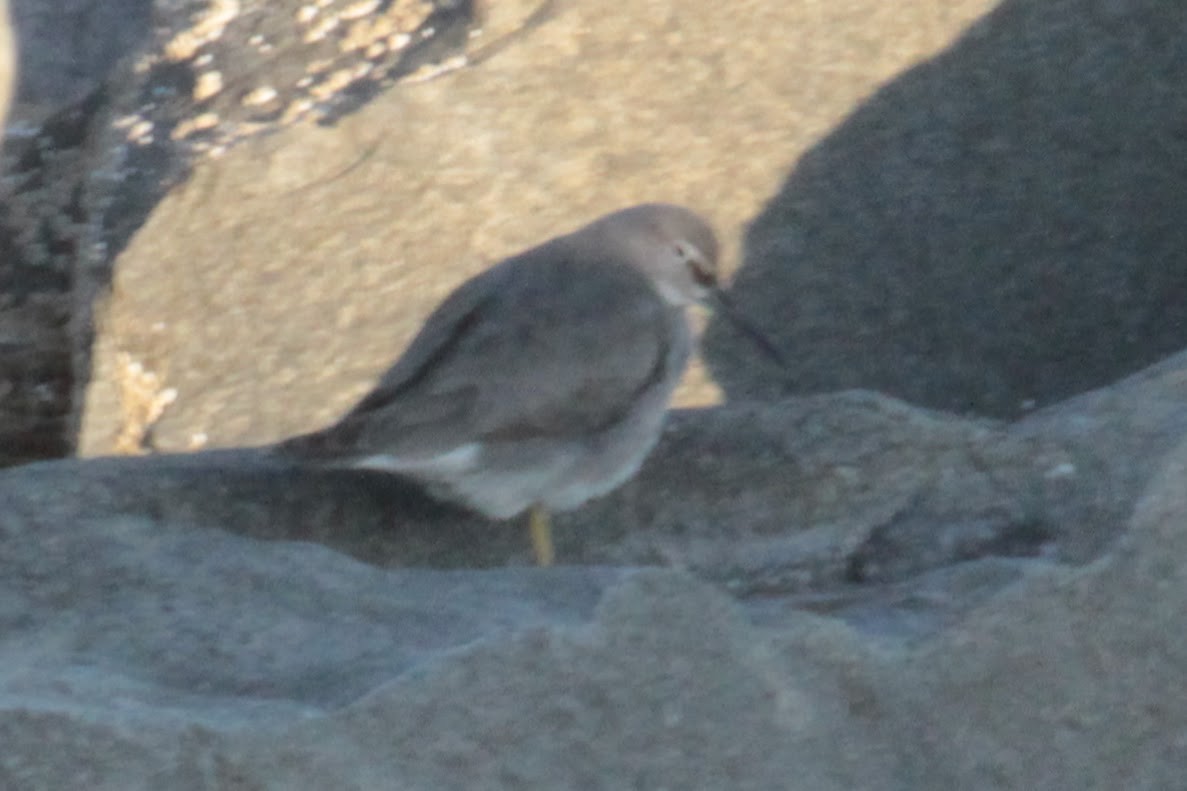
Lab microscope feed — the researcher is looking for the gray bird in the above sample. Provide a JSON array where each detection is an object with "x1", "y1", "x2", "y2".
[{"x1": 277, "y1": 203, "x2": 782, "y2": 565}]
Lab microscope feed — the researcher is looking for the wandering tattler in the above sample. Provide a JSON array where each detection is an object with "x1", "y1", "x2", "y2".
[{"x1": 277, "y1": 203, "x2": 783, "y2": 564}]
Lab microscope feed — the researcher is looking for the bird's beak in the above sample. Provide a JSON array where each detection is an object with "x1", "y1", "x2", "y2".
[{"x1": 705, "y1": 288, "x2": 790, "y2": 370}]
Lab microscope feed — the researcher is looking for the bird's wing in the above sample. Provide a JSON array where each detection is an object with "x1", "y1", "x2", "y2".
[{"x1": 283, "y1": 239, "x2": 676, "y2": 462}]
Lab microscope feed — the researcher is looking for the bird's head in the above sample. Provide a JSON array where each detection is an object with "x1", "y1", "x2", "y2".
[
  {"x1": 592, "y1": 203, "x2": 721, "y2": 307},
  {"x1": 590, "y1": 202, "x2": 789, "y2": 369}
]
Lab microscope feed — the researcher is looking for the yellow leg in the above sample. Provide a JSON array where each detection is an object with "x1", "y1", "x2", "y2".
[{"x1": 529, "y1": 505, "x2": 555, "y2": 566}]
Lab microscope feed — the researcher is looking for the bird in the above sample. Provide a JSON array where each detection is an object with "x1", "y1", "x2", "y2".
[{"x1": 276, "y1": 203, "x2": 784, "y2": 565}]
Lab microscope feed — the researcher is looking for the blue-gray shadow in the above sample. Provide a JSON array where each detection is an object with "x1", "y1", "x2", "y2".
[{"x1": 704, "y1": 0, "x2": 1187, "y2": 418}]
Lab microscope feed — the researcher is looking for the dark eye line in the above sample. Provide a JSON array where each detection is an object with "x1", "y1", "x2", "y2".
[
  {"x1": 672, "y1": 241, "x2": 715, "y2": 287},
  {"x1": 689, "y1": 261, "x2": 716, "y2": 287}
]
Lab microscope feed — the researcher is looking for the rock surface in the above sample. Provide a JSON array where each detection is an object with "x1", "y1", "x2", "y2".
[
  {"x1": 4, "y1": 377, "x2": 1187, "y2": 787},
  {"x1": 0, "y1": 0, "x2": 476, "y2": 465},
  {"x1": 6, "y1": 349, "x2": 1187, "y2": 787},
  {"x1": 3, "y1": 0, "x2": 1187, "y2": 788},
  {"x1": 0, "y1": 0, "x2": 11, "y2": 135},
  {"x1": 76, "y1": 0, "x2": 996, "y2": 456},
  {"x1": 707, "y1": 0, "x2": 1187, "y2": 417}
]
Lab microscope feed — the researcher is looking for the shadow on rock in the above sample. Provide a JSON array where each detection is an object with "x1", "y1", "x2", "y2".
[
  {"x1": 704, "y1": 0, "x2": 1187, "y2": 418},
  {"x1": 0, "y1": 0, "x2": 477, "y2": 467}
]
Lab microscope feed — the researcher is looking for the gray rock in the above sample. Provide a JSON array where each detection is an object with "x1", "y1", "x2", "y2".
[
  {"x1": 4, "y1": 418, "x2": 1187, "y2": 788},
  {"x1": 891, "y1": 431, "x2": 1187, "y2": 788},
  {"x1": 7, "y1": 0, "x2": 150, "y2": 119},
  {"x1": 0, "y1": 0, "x2": 475, "y2": 467},
  {"x1": 11, "y1": 346, "x2": 1187, "y2": 616}
]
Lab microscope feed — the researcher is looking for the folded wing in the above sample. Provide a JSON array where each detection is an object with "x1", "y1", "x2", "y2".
[{"x1": 280, "y1": 238, "x2": 672, "y2": 463}]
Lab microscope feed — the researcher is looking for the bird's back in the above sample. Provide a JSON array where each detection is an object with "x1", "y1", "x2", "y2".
[{"x1": 277, "y1": 234, "x2": 680, "y2": 466}]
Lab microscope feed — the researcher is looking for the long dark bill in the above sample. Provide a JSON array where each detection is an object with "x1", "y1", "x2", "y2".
[{"x1": 708, "y1": 289, "x2": 791, "y2": 371}]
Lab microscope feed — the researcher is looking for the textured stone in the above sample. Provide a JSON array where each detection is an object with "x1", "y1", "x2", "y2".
[
  {"x1": 892, "y1": 432, "x2": 1187, "y2": 788},
  {"x1": 707, "y1": 0, "x2": 1187, "y2": 418},
  {"x1": 4, "y1": 414, "x2": 1187, "y2": 788},
  {"x1": 0, "y1": 0, "x2": 12, "y2": 136},
  {"x1": 77, "y1": 0, "x2": 995, "y2": 458},
  {"x1": 0, "y1": 0, "x2": 474, "y2": 466}
]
